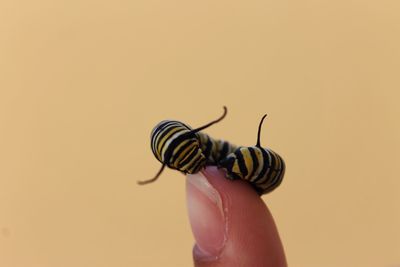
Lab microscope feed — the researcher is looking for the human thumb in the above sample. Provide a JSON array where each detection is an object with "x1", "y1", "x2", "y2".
[{"x1": 186, "y1": 167, "x2": 287, "y2": 267}]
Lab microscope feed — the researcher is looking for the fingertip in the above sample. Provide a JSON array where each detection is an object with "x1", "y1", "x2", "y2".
[
  {"x1": 202, "y1": 166, "x2": 263, "y2": 207},
  {"x1": 188, "y1": 167, "x2": 287, "y2": 267},
  {"x1": 186, "y1": 172, "x2": 226, "y2": 261}
]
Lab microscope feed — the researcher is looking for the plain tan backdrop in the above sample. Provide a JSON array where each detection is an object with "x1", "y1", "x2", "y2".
[{"x1": 1, "y1": 0, "x2": 399, "y2": 266}]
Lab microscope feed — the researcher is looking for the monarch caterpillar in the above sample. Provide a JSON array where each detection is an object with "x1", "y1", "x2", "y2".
[
  {"x1": 218, "y1": 115, "x2": 285, "y2": 195},
  {"x1": 138, "y1": 107, "x2": 230, "y2": 185}
]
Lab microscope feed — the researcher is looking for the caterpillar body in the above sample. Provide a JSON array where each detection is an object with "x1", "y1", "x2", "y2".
[
  {"x1": 138, "y1": 107, "x2": 232, "y2": 185},
  {"x1": 218, "y1": 115, "x2": 285, "y2": 195}
]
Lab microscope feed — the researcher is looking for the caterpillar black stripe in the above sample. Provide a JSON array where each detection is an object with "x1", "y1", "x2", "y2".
[
  {"x1": 218, "y1": 115, "x2": 285, "y2": 195},
  {"x1": 138, "y1": 107, "x2": 234, "y2": 185}
]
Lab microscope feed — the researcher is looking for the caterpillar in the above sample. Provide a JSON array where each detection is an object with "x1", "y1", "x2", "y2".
[
  {"x1": 137, "y1": 107, "x2": 234, "y2": 185},
  {"x1": 218, "y1": 115, "x2": 285, "y2": 195}
]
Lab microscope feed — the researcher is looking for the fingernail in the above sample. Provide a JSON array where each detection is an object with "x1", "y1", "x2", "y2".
[{"x1": 186, "y1": 172, "x2": 226, "y2": 261}]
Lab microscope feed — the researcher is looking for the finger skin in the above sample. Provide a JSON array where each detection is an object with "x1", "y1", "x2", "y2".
[{"x1": 190, "y1": 167, "x2": 287, "y2": 267}]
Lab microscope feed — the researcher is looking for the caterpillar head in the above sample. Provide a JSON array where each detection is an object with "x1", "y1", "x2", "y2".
[{"x1": 218, "y1": 152, "x2": 243, "y2": 180}]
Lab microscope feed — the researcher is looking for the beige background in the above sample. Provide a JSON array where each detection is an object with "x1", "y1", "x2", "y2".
[{"x1": 1, "y1": 0, "x2": 399, "y2": 266}]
